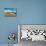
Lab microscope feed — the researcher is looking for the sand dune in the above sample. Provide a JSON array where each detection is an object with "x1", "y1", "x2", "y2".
[{"x1": 5, "y1": 12, "x2": 16, "y2": 16}]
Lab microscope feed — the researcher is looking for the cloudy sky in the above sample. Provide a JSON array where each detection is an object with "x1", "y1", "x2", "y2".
[{"x1": 4, "y1": 8, "x2": 16, "y2": 12}]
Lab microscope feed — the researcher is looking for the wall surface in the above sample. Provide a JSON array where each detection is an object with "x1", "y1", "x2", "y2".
[{"x1": 0, "y1": 0, "x2": 46, "y2": 45}]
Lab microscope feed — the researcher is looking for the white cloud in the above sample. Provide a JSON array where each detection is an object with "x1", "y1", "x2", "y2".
[{"x1": 4, "y1": 10, "x2": 16, "y2": 12}]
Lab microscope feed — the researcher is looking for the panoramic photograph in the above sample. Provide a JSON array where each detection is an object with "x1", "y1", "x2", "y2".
[{"x1": 4, "y1": 8, "x2": 16, "y2": 16}]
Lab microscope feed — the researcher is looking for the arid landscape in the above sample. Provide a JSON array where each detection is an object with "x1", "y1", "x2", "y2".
[{"x1": 5, "y1": 12, "x2": 16, "y2": 16}]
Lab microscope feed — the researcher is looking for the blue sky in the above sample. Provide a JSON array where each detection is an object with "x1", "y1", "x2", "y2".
[{"x1": 4, "y1": 8, "x2": 16, "y2": 12}]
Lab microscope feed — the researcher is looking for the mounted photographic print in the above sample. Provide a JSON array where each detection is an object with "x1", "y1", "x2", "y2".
[{"x1": 4, "y1": 8, "x2": 16, "y2": 16}]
